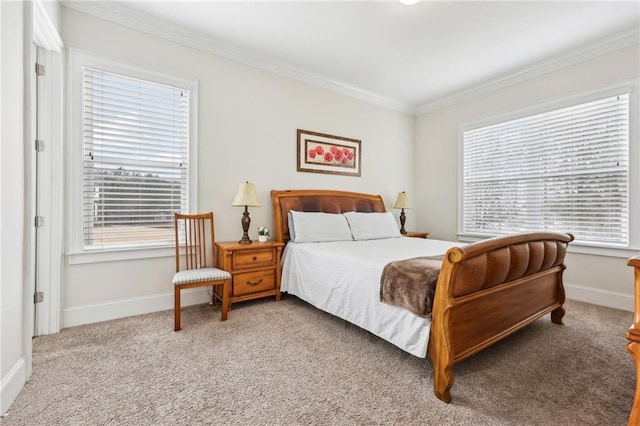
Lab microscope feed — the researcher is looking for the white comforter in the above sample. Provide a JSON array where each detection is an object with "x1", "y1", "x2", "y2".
[{"x1": 280, "y1": 237, "x2": 460, "y2": 358}]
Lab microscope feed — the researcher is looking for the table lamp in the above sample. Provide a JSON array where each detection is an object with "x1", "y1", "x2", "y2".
[
  {"x1": 393, "y1": 191, "x2": 411, "y2": 235},
  {"x1": 232, "y1": 181, "x2": 261, "y2": 244}
]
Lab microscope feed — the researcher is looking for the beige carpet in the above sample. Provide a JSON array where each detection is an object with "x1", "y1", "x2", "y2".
[{"x1": 0, "y1": 296, "x2": 634, "y2": 425}]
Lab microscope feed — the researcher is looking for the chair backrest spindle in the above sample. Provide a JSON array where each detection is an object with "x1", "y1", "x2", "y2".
[{"x1": 199, "y1": 218, "x2": 206, "y2": 268}]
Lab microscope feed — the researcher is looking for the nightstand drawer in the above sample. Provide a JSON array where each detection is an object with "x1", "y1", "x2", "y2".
[
  {"x1": 232, "y1": 248, "x2": 275, "y2": 270},
  {"x1": 233, "y1": 270, "x2": 275, "y2": 296}
]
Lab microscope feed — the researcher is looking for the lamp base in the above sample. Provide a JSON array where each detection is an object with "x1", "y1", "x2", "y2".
[
  {"x1": 239, "y1": 207, "x2": 252, "y2": 244},
  {"x1": 399, "y1": 209, "x2": 407, "y2": 235}
]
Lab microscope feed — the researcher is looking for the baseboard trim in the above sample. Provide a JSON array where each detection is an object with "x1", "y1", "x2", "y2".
[
  {"x1": 62, "y1": 288, "x2": 211, "y2": 328},
  {"x1": 565, "y1": 282, "x2": 633, "y2": 312},
  {"x1": 0, "y1": 358, "x2": 26, "y2": 417},
  {"x1": 60, "y1": 283, "x2": 633, "y2": 327}
]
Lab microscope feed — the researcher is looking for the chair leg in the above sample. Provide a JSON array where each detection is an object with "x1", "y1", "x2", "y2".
[
  {"x1": 220, "y1": 279, "x2": 230, "y2": 321},
  {"x1": 174, "y1": 285, "x2": 181, "y2": 331}
]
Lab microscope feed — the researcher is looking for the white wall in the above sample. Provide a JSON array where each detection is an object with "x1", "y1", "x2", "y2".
[
  {"x1": 60, "y1": 7, "x2": 416, "y2": 326},
  {"x1": 0, "y1": 0, "x2": 27, "y2": 415},
  {"x1": 416, "y1": 44, "x2": 640, "y2": 311}
]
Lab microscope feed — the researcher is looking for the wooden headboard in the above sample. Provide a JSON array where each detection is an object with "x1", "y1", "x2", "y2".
[{"x1": 270, "y1": 189, "x2": 387, "y2": 243}]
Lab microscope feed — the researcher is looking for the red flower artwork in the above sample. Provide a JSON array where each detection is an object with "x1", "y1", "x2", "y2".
[{"x1": 305, "y1": 141, "x2": 356, "y2": 168}]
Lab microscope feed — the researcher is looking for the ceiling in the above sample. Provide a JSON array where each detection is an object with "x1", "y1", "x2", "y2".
[{"x1": 65, "y1": 1, "x2": 640, "y2": 114}]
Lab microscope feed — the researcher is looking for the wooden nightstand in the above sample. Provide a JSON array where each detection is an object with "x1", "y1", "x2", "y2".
[
  {"x1": 403, "y1": 232, "x2": 429, "y2": 239},
  {"x1": 216, "y1": 241, "x2": 284, "y2": 306}
]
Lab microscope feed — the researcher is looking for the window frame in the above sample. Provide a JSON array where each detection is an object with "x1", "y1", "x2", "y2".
[
  {"x1": 66, "y1": 48, "x2": 198, "y2": 264},
  {"x1": 457, "y1": 81, "x2": 639, "y2": 259}
]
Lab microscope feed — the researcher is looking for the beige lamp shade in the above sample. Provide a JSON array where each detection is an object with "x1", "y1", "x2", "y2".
[
  {"x1": 232, "y1": 182, "x2": 261, "y2": 207},
  {"x1": 393, "y1": 191, "x2": 411, "y2": 209}
]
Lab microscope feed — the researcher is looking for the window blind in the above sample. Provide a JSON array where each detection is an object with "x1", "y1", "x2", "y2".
[
  {"x1": 462, "y1": 93, "x2": 629, "y2": 247},
  {"x1": 82, "y1": 68, "x2": 190, "y2": 250}
]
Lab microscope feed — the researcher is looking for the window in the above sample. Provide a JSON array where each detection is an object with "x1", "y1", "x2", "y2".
[
  {"x1": 461, "y1": 89, "x2": 631, "y2": 249},
  {"x1": 68, "y1": 49, "x2": 197, "y2": 262}
]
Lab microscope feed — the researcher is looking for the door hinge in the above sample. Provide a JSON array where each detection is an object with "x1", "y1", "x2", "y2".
[
  {"x1": 34, "y1": 291, "x2": 44, "y2": 304},
  {"x1": 35, "y1": 139, "x2": 45, "y2": 152},
  {"x1": 35, "y1": 63, "x2": 45, "y2": 76},
  {"x1": 34, "y1": 216, "x2": 45, "y2": 228}
]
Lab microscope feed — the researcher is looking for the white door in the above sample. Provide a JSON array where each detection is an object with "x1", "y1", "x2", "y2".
[{"x1": 32, "y1": 44, "x2": 64, "y2": 336}]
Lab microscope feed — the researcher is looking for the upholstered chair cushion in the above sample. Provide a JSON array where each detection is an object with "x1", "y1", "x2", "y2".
[{"x1": 172, "y1": 268, "x2": 231, "y2": 285}]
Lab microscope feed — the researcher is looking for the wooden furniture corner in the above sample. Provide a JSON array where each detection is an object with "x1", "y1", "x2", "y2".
[
  {"x1": 404, "y1": 231, "x2": 429, "y2": 239},
  {"x1": 216, "y1": 240, "x2": 284, "y2": 307},
  {"x1": 627, "y1": 256, "x2": 640, "y2": 425}
]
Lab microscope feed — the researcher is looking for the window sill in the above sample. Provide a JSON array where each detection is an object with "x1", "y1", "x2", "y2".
[
  {"x1": 66, "y1": 246, "x2": 175, "y2": 265},
  {"x1": 457, "y1": 233, "x2": 639, "y2": 259}
]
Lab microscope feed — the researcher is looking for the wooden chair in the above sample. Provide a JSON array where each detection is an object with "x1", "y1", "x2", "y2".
[{"x1": 173, "y1": 212, "x2": 231, "y2": 331}]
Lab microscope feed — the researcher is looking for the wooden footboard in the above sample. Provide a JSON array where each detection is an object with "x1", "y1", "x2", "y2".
[{"x1": 427, "y1": 232, "x2": 574, "y2": 402}]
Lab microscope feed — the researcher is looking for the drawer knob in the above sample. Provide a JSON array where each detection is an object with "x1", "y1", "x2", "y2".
[
  {"x1": 252, "y1": 256, "x2": 257, "y2": 261},
  {"x1": 246, "y1": 278, "x2": 263, "y2": 286}
]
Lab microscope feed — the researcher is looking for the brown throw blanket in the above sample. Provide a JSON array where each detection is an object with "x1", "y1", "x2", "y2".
[{"x1": 380, "y1": 255, "x2": 444, "y2": 318}]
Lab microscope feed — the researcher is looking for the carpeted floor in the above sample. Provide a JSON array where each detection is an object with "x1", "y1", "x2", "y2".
[{"x1": 0, "y1": 296, "x2": 635, "y2": 425}]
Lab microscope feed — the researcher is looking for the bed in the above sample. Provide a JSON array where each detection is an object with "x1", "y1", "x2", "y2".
[{"x1": 271, "y1": 189, "x2": 574, "y2": 403}]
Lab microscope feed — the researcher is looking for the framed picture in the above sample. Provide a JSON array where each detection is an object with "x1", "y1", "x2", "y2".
[{"x1": 297, "y1": 129, "x2": 361, "y2": 177}]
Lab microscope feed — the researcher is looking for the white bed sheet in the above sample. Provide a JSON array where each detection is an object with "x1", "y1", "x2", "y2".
[{"x1": 280, "y1": 237, "x2": 460, "y2": 358}]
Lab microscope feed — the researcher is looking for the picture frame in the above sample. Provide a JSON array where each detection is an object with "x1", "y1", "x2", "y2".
[{"x1": 297, "y1": 129, "x2": 361, "y2": 177}]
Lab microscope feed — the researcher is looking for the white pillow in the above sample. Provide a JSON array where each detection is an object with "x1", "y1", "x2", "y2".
[
  {"x1": 343, "y1": 211, "x2": 402, "y2": 240},
  {"x1": 289, "y1": 211, "x2": 354, "y2": 243}
]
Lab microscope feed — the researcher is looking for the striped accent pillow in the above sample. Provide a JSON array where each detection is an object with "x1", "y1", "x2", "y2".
[{"x1": 172, "y1": 268, "x2": 231, "y2": 285}]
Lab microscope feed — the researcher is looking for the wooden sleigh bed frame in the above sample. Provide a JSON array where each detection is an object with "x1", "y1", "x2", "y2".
[{"x1": 271, "y1": 189, "x2": 574, "y2": 403}]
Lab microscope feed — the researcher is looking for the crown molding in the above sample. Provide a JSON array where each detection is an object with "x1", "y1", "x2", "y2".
[
  {"x1": 34, "y1": 0, "x2": 64, "y2": 52},
  {"x1": 416, "y1": 27, "x2": 640, "y2": 115},
  {"x1": 60, "y1": 0, "x2": 417, "y2": 115}
]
